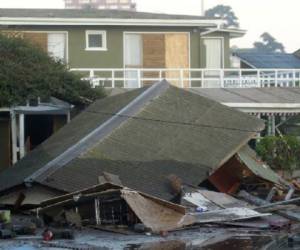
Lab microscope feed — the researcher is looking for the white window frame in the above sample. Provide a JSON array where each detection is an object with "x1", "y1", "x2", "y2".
[{"x1": 85, "y1": 30, "x2": 107, "y2": 51}]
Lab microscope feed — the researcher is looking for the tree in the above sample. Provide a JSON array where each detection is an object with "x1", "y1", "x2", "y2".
[
  {"x1": 0, "y1": 34, "x2": 105, "y2": 107},
  {"x1": 256, "y1": 136, "x2": 300, "y2": 176},
  {"x1": 205, "y1": 5, "x2": 239, "y2": 28},
  {"x1": 253, "y1": 32, "x2": 285, "y2": 53}
]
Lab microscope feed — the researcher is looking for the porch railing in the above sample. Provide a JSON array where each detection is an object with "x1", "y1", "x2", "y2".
[{"x1": 70, "y1": 68, "x2": 300, "y2": 88}]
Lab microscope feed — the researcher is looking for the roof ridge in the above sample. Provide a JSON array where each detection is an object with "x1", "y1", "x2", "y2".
[{"x1": 25, "y1": 80, "x2": 170, "y2": 185}]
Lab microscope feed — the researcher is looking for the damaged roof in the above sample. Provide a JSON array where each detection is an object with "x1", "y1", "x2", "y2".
[
  {"x1": 0, "y1": 81, "x2": 264, "y2": 200},
  {"x1": 237, "y1": 145, "x2": 289, "y2": 188}
]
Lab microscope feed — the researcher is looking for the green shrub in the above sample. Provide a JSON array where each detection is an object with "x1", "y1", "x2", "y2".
[
  {"x1": 256, "y1": 136, "x2": 300, "y2": 175},
  {"x1": 0, "y1": 34, "x2": 105, "y2": 107}
]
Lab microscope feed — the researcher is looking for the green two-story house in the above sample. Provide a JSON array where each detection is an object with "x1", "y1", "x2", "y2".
[{"x1": 0, "y1": 8, "x2": 245, "y2": 88}]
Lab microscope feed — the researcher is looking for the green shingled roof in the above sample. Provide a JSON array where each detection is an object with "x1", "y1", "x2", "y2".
[
  {"x1": 0, "y1": 82, "x2": 264, "y2": 200},
  {"x1": 237, "y1": 145, "x2": 289, "y2": 188}
]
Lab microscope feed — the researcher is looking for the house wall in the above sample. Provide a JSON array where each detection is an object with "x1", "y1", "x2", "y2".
[{"x1": 0, "y1": 26, "x2": 231, "y2": 69}]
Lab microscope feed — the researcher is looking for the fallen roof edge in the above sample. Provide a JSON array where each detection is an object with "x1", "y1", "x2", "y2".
[{"x1": 24, "y1": 81, "x2": 170, "y2": 185}]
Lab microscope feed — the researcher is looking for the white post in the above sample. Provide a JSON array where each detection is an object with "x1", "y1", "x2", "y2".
[
  {"x1": 293, "y1": 69, "x2": 296, "y2": 87},
  {"x1": 10, "y1": 110, "x2": 18, "y2": 164},
  {"x1": 275, "y1": 70, "x2": 278, "y2": 87},
  {"x1": 220, "y1": 69, "x2": 224, "y2": 88},
  {"x1": 180, "y1": 69, "x2": 184, "y2": 88},
  {"x1": 256, "y1": 113, "x2": 261, "y2": 143},
  {"x1": 159, "y1": 70, "x2": 163, "y2": 81},
  {"x1": 268, "y1": 115, "x2": 276, "y2": 136},
  {"x1": 112, "y1": 70, "x2": 115, "y2": 88},
  {"x1": 19, "y1": 113, "x2": 25, "y2": 159},
  {"x1": 201, "y1": 0, "x2": 205, "y2": 16},
  {"x1": 239, "y1": 69, "x2": 242, "y2": 87},
  {"x1": 257, "y1": 70, "x2": 261, "y2": 87},
  {"x1": 137, "y1": 69, "x2": 142, "y2": 88},
  {"x1": 90, "y1": 70, "x2": 95, "y2": 87},
  {"x1": 201, "y1": 69, "x2": 204, "y2": 87}
]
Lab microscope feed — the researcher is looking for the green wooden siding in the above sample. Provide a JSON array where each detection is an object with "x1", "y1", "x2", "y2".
[{"x1": 0, "y1": 26, "x2": 230, "y2": 69}]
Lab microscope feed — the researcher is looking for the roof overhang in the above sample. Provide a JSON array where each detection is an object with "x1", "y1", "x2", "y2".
[
  {"x1": 0, "y1": 17, "x2": 222, "y2": 27},
  {"x1": 201, "y1": 28, "x2": 246, "y2": 38},
  {"x1": 223, "y1": 102, "x2": 300, "y2": 114}
]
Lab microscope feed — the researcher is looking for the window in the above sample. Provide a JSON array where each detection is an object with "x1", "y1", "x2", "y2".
[
  {"x1": 48, "y1": 33, "x2": 67, "y2": 62},
  {"x1": 86, "y1": 30, "x2": 107, "y2": 51}
]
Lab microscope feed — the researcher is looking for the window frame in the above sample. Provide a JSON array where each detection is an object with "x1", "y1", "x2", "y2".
[{"x1": 85, "y1": 30, "x2": 107, "y2": 51}]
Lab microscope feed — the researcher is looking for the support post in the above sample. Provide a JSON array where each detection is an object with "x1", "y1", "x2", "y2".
[
  {"x1": 137, "y1": 69, "x2": 142, "y2": 88},
  {"x1": 19, "y1": 113, "x2": 25, "y2": 159},
  {"x1": 10, "y1": 110, "x2": 18, "y2": 164},
  {"x1": 180, "y1": 69, "x2": 184, "y2": 88}
]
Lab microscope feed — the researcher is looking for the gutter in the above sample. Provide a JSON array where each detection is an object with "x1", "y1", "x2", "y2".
[{"x1": 0, "y1": 17, "x2": 222, "y2": 27}]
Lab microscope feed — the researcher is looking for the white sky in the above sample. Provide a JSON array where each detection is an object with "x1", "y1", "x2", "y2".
[{"x1": 0, "y1": 0, "x2": 299, "y2": 52}]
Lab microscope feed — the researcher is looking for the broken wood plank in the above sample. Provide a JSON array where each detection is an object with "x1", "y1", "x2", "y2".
[{"x1": 192, "y1": 207, "x2": 270, "y2": 224}]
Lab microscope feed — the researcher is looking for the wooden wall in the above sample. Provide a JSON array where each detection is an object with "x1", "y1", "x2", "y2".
[
  {"x1": 165, "y1": 33, "x2": 189, "y2": 87},
  {"x1": 142, "y1": 34, "x2": 166, "y2": 68},
  {"x1": 140, "y1": 33, "x2": 189, "y2": 86}
]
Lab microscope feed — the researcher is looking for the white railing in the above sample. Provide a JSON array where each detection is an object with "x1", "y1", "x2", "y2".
[{"x1": 70, "y1": 68, "x2": 300, "y2": 88}]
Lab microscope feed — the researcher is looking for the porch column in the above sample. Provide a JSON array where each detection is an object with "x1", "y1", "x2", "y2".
[
  {"x1": 256, "y1": 113, "x2": 261, "y2": 143},
  {"x1": 267, "y1": 115, "x2": 276, "y2": 136},
  {"x1": 19, "y1": 113, "x2": 25, "y2": 159},
  {"x1": 10, "y1": 111, "x2": 18, "y2": 164}
]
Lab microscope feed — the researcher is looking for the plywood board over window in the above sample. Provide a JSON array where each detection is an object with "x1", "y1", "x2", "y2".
[
  {"x1": 24, "y1": 32, "x2": 48, "y2": 52},
  {"x1": 142, "y1": 34, "x2": 166, "y2": 86},
  {"x1": 124, "y1": 32, "x2": 190, "y2": 87},
  {"x1": 165, "y1": 33, "x2": 189, "y2": 88}
]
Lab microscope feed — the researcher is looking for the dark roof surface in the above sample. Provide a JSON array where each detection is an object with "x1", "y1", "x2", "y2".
[
  {"x1": 294, "y1": 49, "x2": 300, "y2": 58},
  {"x1": 189, "y1": 88, "x2": 300, "y2": 104},
  {"x1": 234, "y1": 52, "x2": 300, "y2": 69},
  {"x1": 0, "y1": 82, "x2": 264, "y2": 200},
  {"x1": 0, "y1": 88, "x2": 145, "y2": 193},
  {"x1": 0, "y1": 8, "x2": 211, "y2": 20}
]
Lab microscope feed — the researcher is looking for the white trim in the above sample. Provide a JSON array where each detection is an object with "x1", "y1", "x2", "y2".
[
  {"x1": 223, "y1": 103, "x2": 300, "y2": 114},
  {"x1": 224, "y1": 103, "x2": 300, "y2": 108},
  {"x1": 0, "y1": 17, "x2": 221, "y2": 27},
  {"x1": 201, "y1": 37, "x2": 225, "y2": 68},
  {"x1": 201, "y1": 28, "x2": 246, "y2": 38},
  {"x1": 85, "y1": 30, "x2": 107, "y2": 51}
]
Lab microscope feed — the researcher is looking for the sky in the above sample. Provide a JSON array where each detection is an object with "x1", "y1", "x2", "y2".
[{"x1": 0, "y1": 0, "x2": 299, "y2": 52}]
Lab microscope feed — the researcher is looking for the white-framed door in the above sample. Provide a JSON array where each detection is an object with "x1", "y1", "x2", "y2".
[
  {"x1": 202, "y1": 37, "x2": 224, "y2": 87},
  {"x1": 124, "y1": 33, "x2": 143, "y2": 88}
]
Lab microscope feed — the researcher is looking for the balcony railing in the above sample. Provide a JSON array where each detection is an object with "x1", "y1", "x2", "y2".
[{"x1": 70, "y1": 68, "x2": 300, "y2": 88}]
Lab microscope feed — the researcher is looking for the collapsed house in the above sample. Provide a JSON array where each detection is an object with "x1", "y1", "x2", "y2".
[
  {"x1": 38, "y1": 182, "x2": 194, "y2": 233},
  {"x1": 0, "y1": 81, "x2": 268, "y2": 209}
]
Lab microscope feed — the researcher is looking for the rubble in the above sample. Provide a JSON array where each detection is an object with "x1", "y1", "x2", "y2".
[{"x1": 1, "y1": 82, "x2": 300, "y2": 248}]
